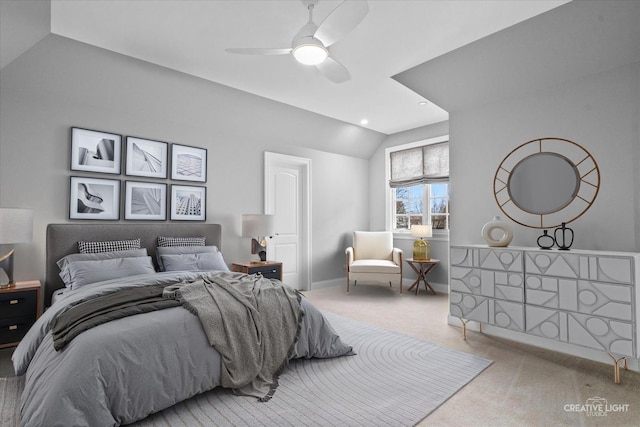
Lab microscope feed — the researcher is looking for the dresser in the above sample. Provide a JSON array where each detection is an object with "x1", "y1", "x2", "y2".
[{"x1": 449, "y1": 245, "x2": 639, "y2": 382}]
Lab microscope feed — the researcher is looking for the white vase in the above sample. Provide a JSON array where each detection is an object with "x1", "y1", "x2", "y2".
[{"x1": 481, "y1": 216, "x2": 514, "y2": 247}]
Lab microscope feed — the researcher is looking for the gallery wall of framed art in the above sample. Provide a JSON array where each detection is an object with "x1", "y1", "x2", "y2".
[{"x1": 68, "y1": 126, "x2": 207, "y2": 221}]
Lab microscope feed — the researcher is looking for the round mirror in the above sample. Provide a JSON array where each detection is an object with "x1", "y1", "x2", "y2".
[
  {"x1": 493, "y1": 138, "x2": 600, "y2": 229},
  {"x1": 508, "y1": 153, "x2": 579, "y2": 214}
]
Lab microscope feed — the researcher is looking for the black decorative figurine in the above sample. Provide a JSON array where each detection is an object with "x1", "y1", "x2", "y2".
[
  {"x1": 537, "y1": 230, "x2": 555, "y2": 250},
  {"x1": 554, "y1": 222, "x2": 574, "y2": 250}
]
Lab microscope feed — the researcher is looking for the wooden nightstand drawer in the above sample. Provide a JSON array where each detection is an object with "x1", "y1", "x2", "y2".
[
  {"x1": 0, "y1": 315, "x2": 36, "y2": 344},
  {"x1": 0, "y1": 289, "x2": 38, "y2": 319},
  {"x1": 231, "y1": 262, "x2": 283, "y2": 281}
]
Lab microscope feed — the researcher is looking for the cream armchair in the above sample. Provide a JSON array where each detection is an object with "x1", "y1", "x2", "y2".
[{"x1": 345, "y1": 231, "x2": 403, "y2": 294}]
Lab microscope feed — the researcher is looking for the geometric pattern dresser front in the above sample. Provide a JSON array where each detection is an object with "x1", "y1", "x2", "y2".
[
  {"x1": 525, "y1": 251, "x2": 636, "y2": 358},
  {"x1": 450, "y1": 246, "x2": 525, "y2": 332},
  {"x1": 450, "y1": 245, "x2": 639, "y2": 360}
]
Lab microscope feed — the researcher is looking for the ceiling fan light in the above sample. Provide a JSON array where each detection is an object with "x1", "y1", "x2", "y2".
[{"x1": 292, "y1": 39, "x2": 328, "y2": 65}]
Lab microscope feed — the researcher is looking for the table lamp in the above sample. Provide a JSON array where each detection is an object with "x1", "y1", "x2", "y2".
[
  {"x1": 411, "y1": 224, "x2": 432, "y2": 260},
  {"x1": 0, "y1": 208, "x2": 34, "y2": 288},
  {"x1": 241, "y1": 214, "x2": 274, "y2": 262}
]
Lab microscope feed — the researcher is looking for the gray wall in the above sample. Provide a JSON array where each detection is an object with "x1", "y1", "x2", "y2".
[
  {"x1": 368, "y1": 121, "x2": 450, "y2": 287},
  {"x1": 392, "y1": 0, "x2": 640, "y2": 254},
  {"x1": 0, "y1": 35, "x2": 382, "y2": 287},
  {"x1": 3, "y1": 1, "x2": 638, "y2": 293},
  {"x1": 450, "y1": 62, "x2": 639, "y2": 251},
  {"x1": 0, "y1": 0, "x2": 50, "y2": 69}
]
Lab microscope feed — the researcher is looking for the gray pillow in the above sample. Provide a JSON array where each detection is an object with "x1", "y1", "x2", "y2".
[
  {"x1": 57, "y1": 249, "x2": 148, "y2": 270},
  {"x1": 160, "y1": 252, "x2": 229, "y2": 272},
  {"x1": 156, "y1": 245, "x2": 221, "y2": 271},
  {"x1": 57, "y1": 249, "x2": 149, "y2": 284},
  {"x1": 61, "y1": 256, "x2": 155, "y2": 290}
]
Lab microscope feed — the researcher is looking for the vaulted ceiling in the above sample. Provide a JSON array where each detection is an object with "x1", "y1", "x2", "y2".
[{"x1": 2, "y1": 0, "x2": 569, "y2": 134}]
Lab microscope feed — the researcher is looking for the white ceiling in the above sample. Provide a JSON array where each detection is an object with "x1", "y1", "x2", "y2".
[{"x1": 47, "y1": 0, "x2": 569, "y2": 135}]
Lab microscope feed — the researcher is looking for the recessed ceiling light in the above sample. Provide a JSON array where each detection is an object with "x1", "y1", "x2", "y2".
[
  {"x1": 360, "y1": 119, "x2": 369, "y2": 125},
  {"x1": 418, "y1": 101, "x2": 428, "y2": 106}
]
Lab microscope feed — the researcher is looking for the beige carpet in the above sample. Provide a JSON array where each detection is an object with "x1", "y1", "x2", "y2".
[{"x1": 302, "y1": 283, "x2": 640, "y2": 427}]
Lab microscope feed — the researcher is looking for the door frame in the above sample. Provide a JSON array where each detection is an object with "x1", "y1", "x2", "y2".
[{"x1": 264, "y1": 152, "x2": 312, "y2": 291}]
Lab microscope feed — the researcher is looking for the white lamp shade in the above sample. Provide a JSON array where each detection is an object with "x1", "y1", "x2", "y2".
[
  {"x1": 242, "y1": 214, "x2": 275, "y2": 237},
  {"x1": 411, "y1": 224, "x2": 432, "y2": 238},
  {"x1": 0, "y1": 208, "x2": 33, "y2": 244}
]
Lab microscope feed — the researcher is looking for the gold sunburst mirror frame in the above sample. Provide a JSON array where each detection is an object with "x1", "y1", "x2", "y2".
[{"x1": 493, "y1": 137, "x2": 600, "y2": 229}]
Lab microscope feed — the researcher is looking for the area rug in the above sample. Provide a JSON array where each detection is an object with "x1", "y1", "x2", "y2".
[{"x1": 1, "y1": 312, "x2": 492, "y2": 427}]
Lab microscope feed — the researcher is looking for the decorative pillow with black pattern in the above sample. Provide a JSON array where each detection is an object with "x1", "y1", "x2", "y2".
[
  {"x1": 157, "y1": 236, "x2": 205, "y2": 247},
  {"x1": 78, "y1": 239, "x2": 141, "y2": 254}
]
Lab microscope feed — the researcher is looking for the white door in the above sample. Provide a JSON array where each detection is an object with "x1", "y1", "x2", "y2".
[{"x1": 264, "y1": 152, "x2": 311, "y2": 291}]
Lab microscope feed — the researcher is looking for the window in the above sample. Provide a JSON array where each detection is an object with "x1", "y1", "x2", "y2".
[
  {"x1": 386, "y1": 136, "x2": 450, "y2": 233},
  {"x1": 392, "y1": 183, "x2": 450, "y2": 231}
]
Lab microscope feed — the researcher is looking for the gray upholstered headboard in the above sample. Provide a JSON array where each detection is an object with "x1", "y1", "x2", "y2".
[{"x1": 46, "y1": 223, "x2": 222, "y2": 307}]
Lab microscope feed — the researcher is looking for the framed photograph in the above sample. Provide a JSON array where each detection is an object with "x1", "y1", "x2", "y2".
[
  {"x1": 124, "y1": 181, "x2": 167, "y2": 220},
  {"x1": 70, "y1": 176, "x2": 120, "y2": 220},
  {"x1": 71, "y1": 127, "x2": 122, "y2": 174},
  {"x1": 125, "y1": 136, "x2": 168, "y2": 179},
  {"x1": 171, "y1": 144, "x2": 207, "y2": 182},
  {"x1": 170, "y1": 185, "x2": 206, "y2": 221}
]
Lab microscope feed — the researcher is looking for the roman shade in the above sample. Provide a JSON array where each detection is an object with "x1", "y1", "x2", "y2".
[{"x1": 389, "y1": 142, "x2": 449, "y2": 188}]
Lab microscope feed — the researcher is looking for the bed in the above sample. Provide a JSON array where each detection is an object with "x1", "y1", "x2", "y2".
[{"x1": 13, "y1": 223, "x2": 354, "y2": 427}]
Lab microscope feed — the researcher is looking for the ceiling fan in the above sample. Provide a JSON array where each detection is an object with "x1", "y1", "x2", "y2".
[{"x1": 225, "y1": 0, "x2": 369, "y2": 84}]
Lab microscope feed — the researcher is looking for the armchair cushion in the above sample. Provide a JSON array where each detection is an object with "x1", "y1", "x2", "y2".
[
  {"x1": 353, "y1": 231, "x2": 393, "y2": 260},
  {"x1": 350, "y1": 260, "x2": 401, "y2": 274}
]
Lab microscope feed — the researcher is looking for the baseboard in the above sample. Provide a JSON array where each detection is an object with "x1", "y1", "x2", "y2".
[
  {"x1": 310, "y1": 278, "x2": 449, "y2": 294},
  {"x1": 310, "y1": 278, "x2": 344, "y2": 291}
]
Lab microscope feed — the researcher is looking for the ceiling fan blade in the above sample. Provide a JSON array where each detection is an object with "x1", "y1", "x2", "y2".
[
  {"x1": 225, "y1": 47, "x2": 292, "y2": 55},
  {"x1": 316, "y1": 56, "x2": 350, "y2": 83},
  {"x1": 314, "y1": 0, "x2": 369, "y2": 47}
]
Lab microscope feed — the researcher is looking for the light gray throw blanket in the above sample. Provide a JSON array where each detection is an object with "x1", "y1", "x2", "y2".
[{"x1": 163, "y1": 271, "x2": 301, "y2": 401}]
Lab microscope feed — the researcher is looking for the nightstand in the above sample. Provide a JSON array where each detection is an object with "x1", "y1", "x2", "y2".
[
  {"x1": 231, "y1": 261, "x2": 283, "y2": 281},
  {"x1": 0, "y1": 280, "x2": 42, "y2": 348}
]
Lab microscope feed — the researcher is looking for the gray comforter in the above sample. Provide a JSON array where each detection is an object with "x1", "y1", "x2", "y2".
[{"x1": 13, "y1": 271, "x2": 354, "y2": 427}]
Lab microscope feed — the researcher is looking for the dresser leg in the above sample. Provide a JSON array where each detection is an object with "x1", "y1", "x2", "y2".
[
  {"x1": 607, "y1": 353, "x2": 627, "y2": 384},
  {"x1": 459, "y1": 319, "x2": 483, "y2": 340},
  {"x1": 460, "y1": 319, "x2": 468, "y2": 340}
]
